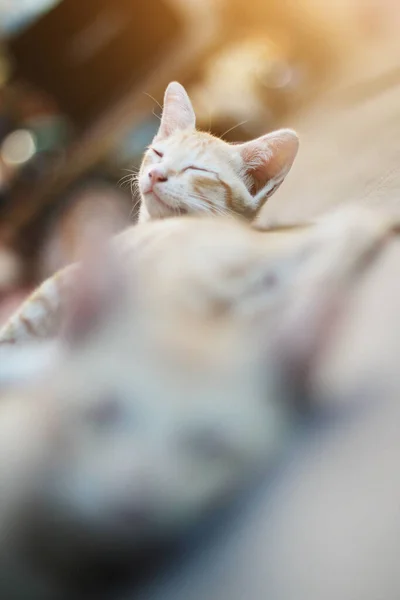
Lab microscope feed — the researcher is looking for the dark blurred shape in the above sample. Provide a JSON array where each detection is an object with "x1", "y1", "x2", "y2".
[
  {"x1": 7, "y1": 0, "x2": 184, "y2": 128},
  {"x1": 38, "y1": 179, "x2": 131, "y2": 277}
]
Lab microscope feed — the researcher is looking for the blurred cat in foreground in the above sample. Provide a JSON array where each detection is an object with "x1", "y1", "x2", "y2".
[
  {"x1": 0, "y1": 216, "x2": 304, "y2": 597},
  {"x1": 0, "y1": 206, "x2": 398, "y2": 598}
]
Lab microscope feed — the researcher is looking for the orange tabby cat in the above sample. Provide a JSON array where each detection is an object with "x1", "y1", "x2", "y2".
[
  {"x1": 138, "y1": 82, "x2": 299, "y2": 223},
  {"x1": 1, "y1": 208, "x2": 399, "y2": 599}
]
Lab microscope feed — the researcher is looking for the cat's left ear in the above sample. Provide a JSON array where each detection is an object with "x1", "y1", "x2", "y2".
[
  {"x1": 61, "y1": 229, "x2": 127, "y2": 345},
  {"x1": 237, "y1": 128, "x2": 299, "y2": 208},
  {"x1": 156, "y1": 82, "x2": 196, "y2": 140}
]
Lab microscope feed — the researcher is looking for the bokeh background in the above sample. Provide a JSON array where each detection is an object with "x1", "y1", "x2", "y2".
[{"x1": 0, "y1": 0, "x2": 399, "y2": 323}]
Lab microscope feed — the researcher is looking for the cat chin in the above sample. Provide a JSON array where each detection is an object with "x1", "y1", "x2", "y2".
[
  {"x1": 143, "y1": 191, "x2": 174, "y2": 218},
  {"x1": 143, "y1": 191, "x2": 188, "y2": 219}
]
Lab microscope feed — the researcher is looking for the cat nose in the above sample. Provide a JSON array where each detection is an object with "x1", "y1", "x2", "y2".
[{"x1": 148, "y1": 167, "x2": 168, "y2": 185}]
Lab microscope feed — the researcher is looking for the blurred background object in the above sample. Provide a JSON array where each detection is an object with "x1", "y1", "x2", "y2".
[{"x1": 0, "y1": 0, "x2": 400, "y2": 316}]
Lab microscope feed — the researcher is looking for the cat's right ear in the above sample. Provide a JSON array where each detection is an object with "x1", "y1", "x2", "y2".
[
  {"x1": 61, "y1": 228, "x2": 126, "y2": 345},
  {"x1": 156, "y1": 82, "x2": 196, "y2": 140}
]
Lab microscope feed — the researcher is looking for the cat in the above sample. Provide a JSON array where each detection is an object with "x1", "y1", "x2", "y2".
[
  {"x1": 137, "y1": 81, "x2": 299, "y2": 223},
  {"x1": 0, "y1": 218, "x2": 304, "y2": 596},
  {"x1": 0, "y1": 206, "x2": 397, "y2": 598},
  {"x1": 0, "y1": 81, "x2": 298, "y2": 345}
]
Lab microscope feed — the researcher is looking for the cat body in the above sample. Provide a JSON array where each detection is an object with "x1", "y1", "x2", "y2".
[
  {"x1": 0, "y1": 217, "x2": 305, "y2": 595},
  {"x1": 0, "y1": 204, "x2": 396, "y2": 349},
  {"x1": 138, "y1": 82, "x2": 299, "y2": 223},
  {"x1": 0, "y1": 208, "x2": 398, "y2": 596}
]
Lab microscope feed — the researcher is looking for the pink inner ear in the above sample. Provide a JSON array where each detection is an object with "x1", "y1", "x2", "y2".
[
  {"x1": 240, "y1": 144, "x2": 272, "y2": 196},
  {"x1": 61, "y1": 232, "x2": 125, "y2": 345},
  {"x1": 63, "y1": 268, "x2": 101, "y2": 344},
  {"x1": 239, "y1": 129, "x2": 299, "y2": 196},
  {"x1": 62, "y1": 260, "x2": 113, "y2": 344},
  {"x1": 245, "y1": 153, "x2": 272, "y2": 196}
]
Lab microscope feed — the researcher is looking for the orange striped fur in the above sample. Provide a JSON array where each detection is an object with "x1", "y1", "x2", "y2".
[{"x1": 0, "y1": 265, "x2": 77, "y2": 345}]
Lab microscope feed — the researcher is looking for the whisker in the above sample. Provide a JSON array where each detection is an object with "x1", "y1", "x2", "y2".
[
  {"x1": 129, "y1": 195, "x2": 142, "y2": 219},
  {"x1": 119, "y1": 173, "x2": 136, "y2": 183},
  {"x1": 131, "y1": 196, "x2": 141, "y2": 210},
  {"x1": 130, "y1": 177, "x2": 140, "y2": 198},
  {"x1": 185, "y1": 195, "x2": 220, "y2": 217},
  {"x1": 118, "y1": 172, "x2": 140, "y2": 191},
  {"x1": 221, "y1": 120, "x2": 249, "y2": 139},
  {"x1": 121, "y1": 166, "x2": 140, "y2": 172},
  {"x1": 143, "y1": 91, "x2": 163, "y2": 111},
  {"x1": 118, "y1": 163, "x2": 141, "y2": 189},
  {"x1": 188, "y1": 192, "x2": 235, "y2": 218},
  {"x1": 121, "y1": 168, "x2": 140, "y2": 175},
  {"x1": 118, "y1": 175, "x2": 134, "y2": 188}
]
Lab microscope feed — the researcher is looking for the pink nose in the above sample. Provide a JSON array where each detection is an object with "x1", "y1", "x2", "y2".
[{"x1": 148, "y1": 167, "x2": 168, "y2": 186}]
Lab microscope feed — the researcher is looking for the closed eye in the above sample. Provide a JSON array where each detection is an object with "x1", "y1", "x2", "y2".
[
  {"x1": 151, "y1": 148, "x2": 163, "y2": 158},
  {"x1": 184, "y1": 166, "x2": 213, "y2": 174}
]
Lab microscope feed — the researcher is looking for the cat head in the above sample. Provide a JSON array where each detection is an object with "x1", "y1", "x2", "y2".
[{"x1": 138, "y1": 82, "x2": 299, "y2": 221}]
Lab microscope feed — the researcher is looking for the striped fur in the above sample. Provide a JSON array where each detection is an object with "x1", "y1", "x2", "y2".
[{"x1": 0, "y1": 265, "x2": 77, "y2": 345}]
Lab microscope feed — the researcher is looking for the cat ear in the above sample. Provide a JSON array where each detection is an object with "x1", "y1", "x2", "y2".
[
  {"x1": 250, "y1": 209, "x2": 382, "y2": 407},
  {"x1": 61, "y1": 228, "x2": 126, "y2": 345},
  {"x1": 271, "y1": 274, "x2": 343, "y2": 398},
  {"x1": 237, "y1": 128, "x2": 299, "y2": 209},
  {"x1": 233, "y1": 231, "x2": 343, "y2": 415},
  {"x1": 156, "y1": 81, "x2": 196, "y2": 140}
]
